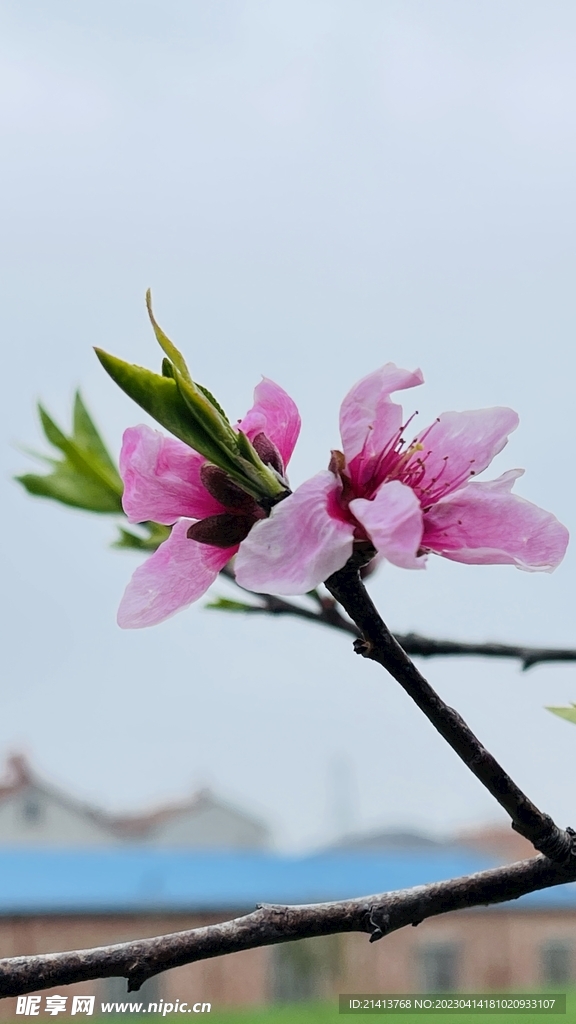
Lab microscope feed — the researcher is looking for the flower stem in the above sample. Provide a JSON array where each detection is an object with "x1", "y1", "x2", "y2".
[{"x1": 325, "y1": 551, "x2": 576, "y2": 865}]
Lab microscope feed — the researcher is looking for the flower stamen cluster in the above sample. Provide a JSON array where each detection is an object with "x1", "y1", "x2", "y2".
[{"x1": 234, "y1": 363, "x2": 569, "y2": 595}]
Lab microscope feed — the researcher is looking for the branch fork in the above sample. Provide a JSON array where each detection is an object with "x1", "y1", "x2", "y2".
[{"x1": 1, "y1": 551, "x2": 574, "y2": 996}]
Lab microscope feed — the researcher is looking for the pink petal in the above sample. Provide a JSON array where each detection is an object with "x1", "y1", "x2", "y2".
[
  {"x1": 339, "y1": 364, "x2": 424, "y2": 489},
  {"x1": 238, "y1": 378, "x2": 301, "y2": 468},
  {"x1": 235, "y1": 472, "x2": 355, "y2": 594},
  {"x1": 350, "y1": 480, "x2": 425, "y2": 570},
  {"x1": 117, "y1": 520, "x2": 235, "y2": 628},
  {"x1": 412, "y1": 407, "x2": 519, "y2": 502},
  {"x1": 120, "y1": 425, "x2": 223, "y2": 525},
  {"x1": 421, "y1": 471, "x2": 569, "y2": 571}
]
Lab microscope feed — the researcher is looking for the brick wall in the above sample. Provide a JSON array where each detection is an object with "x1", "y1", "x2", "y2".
[{"x1": 1, "y1": 908, "x2": 575, "y2": 1015}]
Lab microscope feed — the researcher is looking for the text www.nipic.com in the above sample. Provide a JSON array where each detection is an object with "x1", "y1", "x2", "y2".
[{"x1": 100, "y1": 1002, "x2": 211, "y2": 1015}]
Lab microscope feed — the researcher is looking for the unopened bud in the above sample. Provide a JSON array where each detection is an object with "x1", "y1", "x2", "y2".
[
  {"x1": 200, "y1": 465, "x2": 259, "y2": 513},
  {"x1": 187, "y1": 513, "x2": 256, "y2": 548},
  {"x1": 251, "y1": 432, "x2": 284, "y2": 476}
]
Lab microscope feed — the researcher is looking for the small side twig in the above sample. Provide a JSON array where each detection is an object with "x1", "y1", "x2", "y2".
[
  {"x1": 217, "y1": 569, "x2": 576, "y2": 670},
  {"x1": 325, "y1": 552, "x2": 576, "y2": 865}
]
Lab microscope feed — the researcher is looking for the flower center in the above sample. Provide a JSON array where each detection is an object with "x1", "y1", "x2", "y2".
[{"x1": 333, "y1": 413, "x2": 477, "y2": 515}]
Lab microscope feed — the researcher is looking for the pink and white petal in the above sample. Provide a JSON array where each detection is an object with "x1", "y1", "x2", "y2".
[
  {"x1": 340, "y1": 364, "x2": 424, "y2": 489},
  {"x1": 238, "y1": 378, "x2": 301, "y2": 468},
  {"x1": 350, "y1": 480, "x2": 425, "y2": 570},
  {"x1": 235, "y1": 471, "x2": 355, "y2": 594},
  {"x1": 421, "y1": 475, "x2": 569, "y2": 572},
  {"x1": 120, "y1": 425, "x2": 223, "y2": 525},
  {"x1": 412, "y1": 407, "x2": 519, "y2": 501},
  {"x1": 117, "y1": 520, "x2": 235, "y2": 628}
]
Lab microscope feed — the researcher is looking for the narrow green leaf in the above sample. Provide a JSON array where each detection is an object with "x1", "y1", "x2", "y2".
[
  {"x1": 17, "y1": 446, "x2": 58, "y2": 466},
  {"x1": 173, "y1": 372, "x2": 242, "y2": 454},
  {"x1": 16, "y1": 468, "x2": 123, "y2": 513},
  {"x1": 196, "y1": 383, "x2": 230, "y2": 424},
  {"x1": 37, "y1": 405, "x2": 70, "y2": 454},
  {"x1": 16, "y1": 397, "x2": 124, "y2": 514},
  {"x1": 97, "y1": 348, "x2": 285, "y2": 500},
  {"x1": 235, "y1": 429, "x2": 273, "y2": 473},
  {"x1": 205, "y1": 597, "x2": 259, "y2": 613},
  {"x1": 38, "y1": 405, "x2": 123, "y2": 498},
  {"x1": 234, "y1": 430, "x2": 287, "y2": 498},
  {"x1": 546, "y1": 704, "x2": 576, "y2": 725},
  {"x1": 72, "y1": 391, "x2": 122, "y2": 484},
  {"x1": 143, "y1": 521, "x2": 171, "y2": 548},
  {"x1": 113, "y1": 523, "x2": 170, "y2": 551},
  {"x1": 113, "y1": 527, "x2": 148, "y2": 550},
  {"x1": 161, "y1": 358, "x2": 176, "y2": 379},
  {"x1": 145, "y1": 290, "x2": 193, "y2": 383},
  {"x1": 95, "y1": 348, "x2": 244, "y2": 480}
]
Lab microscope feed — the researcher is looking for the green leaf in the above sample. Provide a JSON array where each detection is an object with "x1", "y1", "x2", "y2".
[
  {"x1": 16, "y1": 467, "x2": 122, "y2": 513},
  {"x1": 146, "y1": 294, "x2": 241, "y2": 457},
  {"x1": 95, "y1": 348, "x2": 242, "y2": 475},
  {"x1": 205, "y1": 597, "x2": 259, "y2": 613},
  {"x1": 38, "y1": 405, "x2": 123, "y2": 499},
  {"x1": 196, "y1": 383, "x2": 230, "y2": 424},
  {"x1": 72, "y1": 391, "x2": 121, "y2": 483},
  {"x1": 146, "y1": 290, "x2": 193, "y2": 383},
  {"x1": 113, "y1": 522, "x2": 171, "y2": 551},
  {"x1": 16, "y1": 399, "x2": 124, "y2": 514},
  {"x1": 173, "y1": 372, "x2": 239, "y2": 450},
  {"x1": 546, "y1": 704, "x2": 576, "y2": 725},
  {"x1": 95, "y1": 348, "x2": 283, "y2": 499}
]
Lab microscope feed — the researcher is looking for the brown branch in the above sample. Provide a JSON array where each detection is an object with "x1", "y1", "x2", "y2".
[
  {"x1": 325, "y1": 551, "x2": 576, "y2": 865},
  {"x1": 388, "y1": 635, "x2": 576, "y2": 671},
  {"x1": 218, "y1": 569, "x2": 576, "y2": 670},
  {"x1": 0, "y1": 854, "x2": 575, "y2": 997}
]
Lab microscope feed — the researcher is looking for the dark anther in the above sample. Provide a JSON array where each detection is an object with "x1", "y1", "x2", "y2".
[
  {"x1": 328, "y1": 449, "x2": 346, "y2": 476},
  {"x1": 187, "y1": 513, "x2": 256, "y2": 548},
  {"x1": 200, "y1": 464, "x2": 259, "y2": 514},
  {"x1": 252, "y1": 432, "x2": 284, "y2": 475}
]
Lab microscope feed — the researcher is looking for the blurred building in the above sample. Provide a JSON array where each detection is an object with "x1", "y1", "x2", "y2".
[
  {"x1": 0, "y1": 848, "x2": 576, "y2": 1015},
  {"x1": 0, "y1": 755, "x2": 269, "y2": 850},
  {"x1": 1, "y1": 756, "x2": 574, "y2": 1012}
]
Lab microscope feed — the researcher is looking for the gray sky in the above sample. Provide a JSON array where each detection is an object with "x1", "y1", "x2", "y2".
[{"x1": 1, "y1": 0, "x2": 575, "y2": 850}]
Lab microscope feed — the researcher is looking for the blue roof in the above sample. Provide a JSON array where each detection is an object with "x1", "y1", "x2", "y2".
[{"x1": 0, "y1": 849, "x2": 574, "y2": 915}]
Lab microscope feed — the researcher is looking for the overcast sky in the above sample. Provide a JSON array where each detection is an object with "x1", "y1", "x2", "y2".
[{"x1": 1, "y1": 0, "x2": 575, "y2": 850}]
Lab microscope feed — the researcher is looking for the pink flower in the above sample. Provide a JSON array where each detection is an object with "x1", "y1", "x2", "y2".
[
  {"x1": 117, "y1": 379, "x2": 300, "y2": 628},
  {"x1": 235, "y1": 364, "x2": 569, "y2": 594}
]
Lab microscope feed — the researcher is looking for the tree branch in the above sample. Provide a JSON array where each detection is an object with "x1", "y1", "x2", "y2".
[
  {"x1": 325, "y1": 551, "x2": 576, "y2": 865},
  {"x1": 217, "y1": 569, "x2": 576, "y2": 670},
  {"x1": 1, "y1": 854, "x2": 575, "y2": 997},
  {"x1": 387, "y1": 635, "x2": 576, "y2": 671}
]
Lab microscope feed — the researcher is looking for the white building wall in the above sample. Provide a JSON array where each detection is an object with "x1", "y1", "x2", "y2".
[
  {"x1": 0, "y1": 786, "x2": 119, "y2": 846},
  {"x1": 149, "y1": 802, "x2": 270, "y2": 849}
]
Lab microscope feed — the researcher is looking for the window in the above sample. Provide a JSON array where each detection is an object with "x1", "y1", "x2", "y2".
[
  {"x1": 540, "y1": 940, "x2": 573, "y2": 985},
  {"x1": 21, "y1": 799, "x2": 42, "y2": 825},
  {"x1": 271, "y1": 936, "x2": 339, "y2": 1003},
  {"x1": 417, "y1": 942, "x2": 460, "y2": 992}
]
